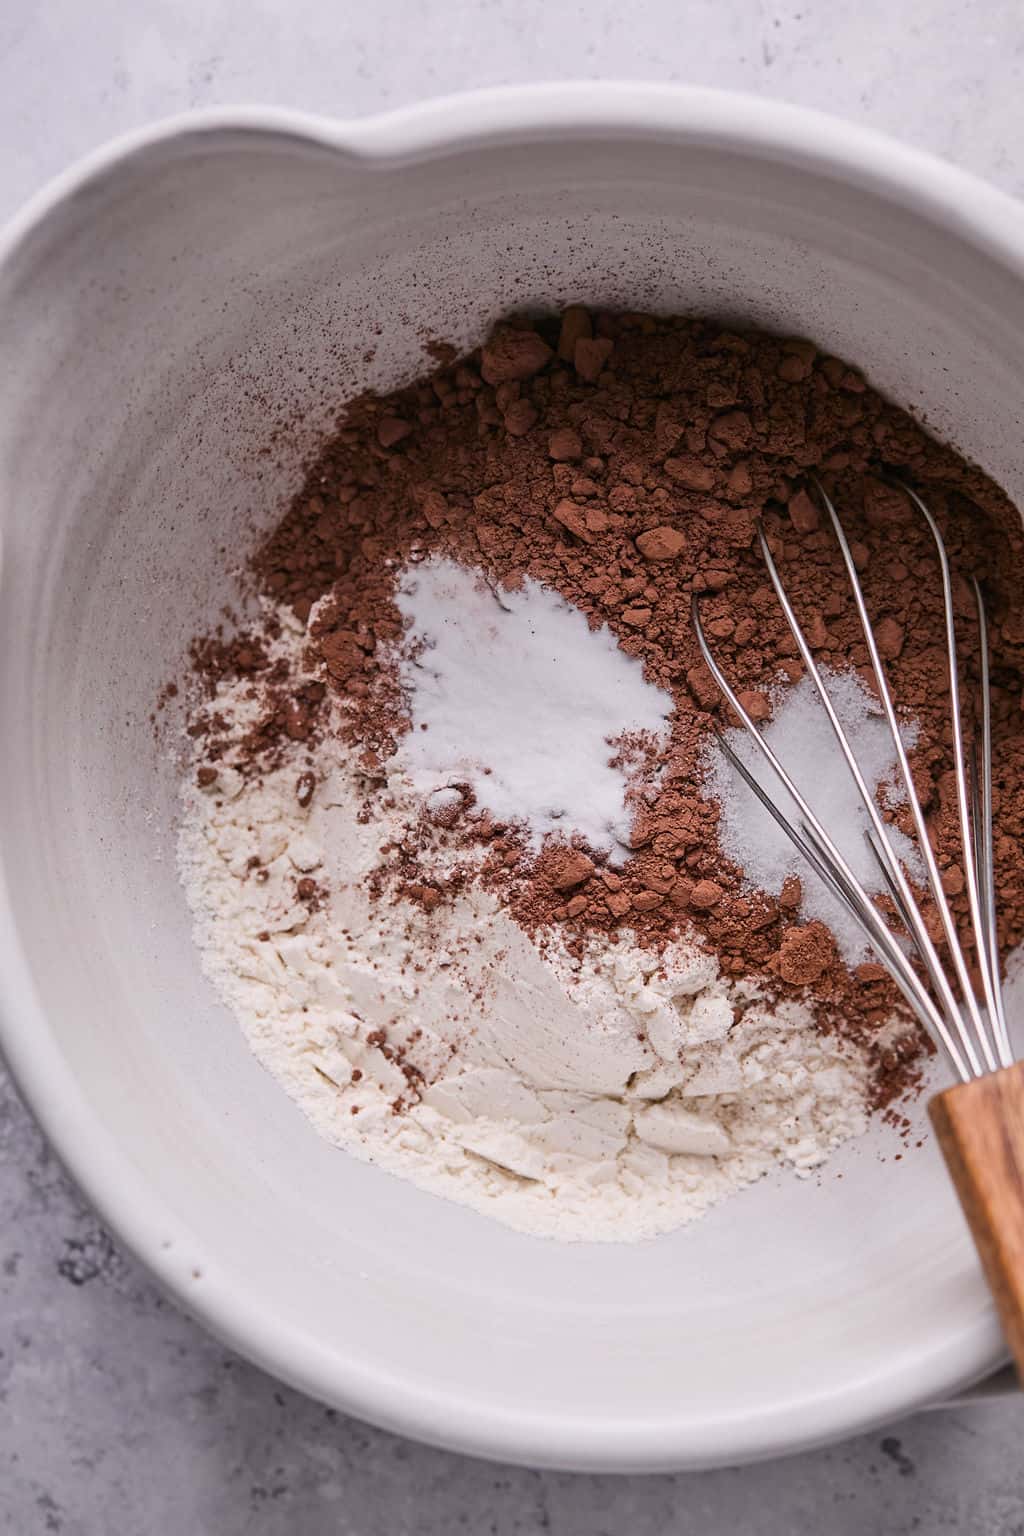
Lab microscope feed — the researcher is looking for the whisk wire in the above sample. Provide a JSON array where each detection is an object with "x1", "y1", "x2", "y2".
[
  {"x1": 863, "y1": 828, "x2": 927, "y2": 944},
  {"x1": 971, "y1": 578, "x2": 1012, "y2": 1063},
  {"x1": 753, "y1": 514, "x2": 973, "y2": 1058},
  {"x1": 817, "y1": 482, "x2": 1005, "y2": 1075},
  {"x1": 693, "y1": 480, "x2": 1013, "y2": 1083},
  {"x1": 715, "y1": 730, "x2": 964, "y2": 1041},
  {"x1": 896, "y1": 485, "x2": 1008, "y2": 1070},
  {"x1": 692, "y1": 597, "x2": 973, "y2": 1081},
  {"x1": 714, "y1": 733, "x2": 856, "y2": 905}
]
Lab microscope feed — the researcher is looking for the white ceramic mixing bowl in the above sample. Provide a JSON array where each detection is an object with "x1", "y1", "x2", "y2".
[{"x1": 1, "y1": 85, "x2": 1022, "y2": 1471}]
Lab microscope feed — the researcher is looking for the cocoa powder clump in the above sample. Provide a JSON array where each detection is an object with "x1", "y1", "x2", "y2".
[
  {"x1": 775, "y1": 923, "x2": 836, "y2": 986},
  {"x1": 190, "y1": 309, "x2": 1024, "y2": 1107},
  {"x1": 539, "y1": 847, "x2": 597, "y2": 892}
]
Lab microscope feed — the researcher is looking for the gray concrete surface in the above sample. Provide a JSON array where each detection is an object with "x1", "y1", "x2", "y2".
[{"x1": 4, "y1": 2, "x2": 1024, "y2": 1530}]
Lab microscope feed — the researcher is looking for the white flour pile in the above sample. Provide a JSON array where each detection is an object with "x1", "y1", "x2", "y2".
[{"x1": 178, "y1": 595, "x2": 873, "y2": 1244}]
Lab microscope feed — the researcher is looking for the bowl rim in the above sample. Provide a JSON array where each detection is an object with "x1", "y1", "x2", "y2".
[{"x1": 0, "y1": 81, "x2": 1018, "y2": 1472}]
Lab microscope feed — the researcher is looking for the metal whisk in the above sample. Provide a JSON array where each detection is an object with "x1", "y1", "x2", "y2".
[{"x1": 692, "y1": 480, "x2": 1024, "y2": 1377}]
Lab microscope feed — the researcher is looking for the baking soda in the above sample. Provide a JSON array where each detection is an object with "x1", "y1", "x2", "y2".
[{"x1": 394, "y1": 558, "x2": 673, "y2": 857}]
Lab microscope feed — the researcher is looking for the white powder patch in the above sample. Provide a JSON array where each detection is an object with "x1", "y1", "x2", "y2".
[
  {"x1": 393, "y1": 558, "x2": 673, "y2": 857},
  {"x1": 708, "y1": 669, "x2": 919, "y2": 963},
  {"x1": 178, "y1": 613, "x2": 872, "y2": 1244}
]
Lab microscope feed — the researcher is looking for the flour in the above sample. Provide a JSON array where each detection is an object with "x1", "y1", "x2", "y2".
[{"x1": 177, "y1": 607, "x2": 872, "y2": 1243}]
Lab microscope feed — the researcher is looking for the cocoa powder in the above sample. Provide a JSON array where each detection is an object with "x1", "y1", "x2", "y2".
[{"x1": 192, "y1": 309, "x2": 1024, "y2": 1104}]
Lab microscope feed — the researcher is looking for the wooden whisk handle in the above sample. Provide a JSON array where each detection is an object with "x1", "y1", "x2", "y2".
[{"x1": 930, "y1": 1061, "x2": 1024, "y2": 1380}]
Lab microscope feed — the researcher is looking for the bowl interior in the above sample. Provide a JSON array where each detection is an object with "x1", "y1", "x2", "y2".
[{"x1": 0, "y1": 108, "x2": 1019, "y2": 1469}]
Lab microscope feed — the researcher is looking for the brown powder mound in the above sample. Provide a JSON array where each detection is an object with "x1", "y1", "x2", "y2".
[
  {"x1": 539, "y1": 847, "x2": 598, "y2": 892},
  {"x1": 774, "y1": 923, "x2": 837, "y2": 987},
  {"x1": 193, "y1": 308, "x2": 1024, "y2": 1101}
]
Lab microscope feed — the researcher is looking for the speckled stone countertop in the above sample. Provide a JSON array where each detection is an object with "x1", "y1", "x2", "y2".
[{"x1": 3, "y1": 3, "x2": 1024, "y2": 1531}]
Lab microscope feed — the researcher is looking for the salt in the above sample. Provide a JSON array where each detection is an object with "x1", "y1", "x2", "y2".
[
  {"x1": 393, "y1": 558, "x2": 673, "y2": 856},
  {"x1": 708, "y1": 669, "x2": 920, "y2": 961}
]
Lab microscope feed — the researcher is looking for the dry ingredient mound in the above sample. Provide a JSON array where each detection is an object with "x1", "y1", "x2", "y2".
[
  {"x1": 177, "y1": 308, "x2": 1024, "y2": 1237},
  {"x1": 201, "y1": 308, "x2": 1024, "y2": 1104}
]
